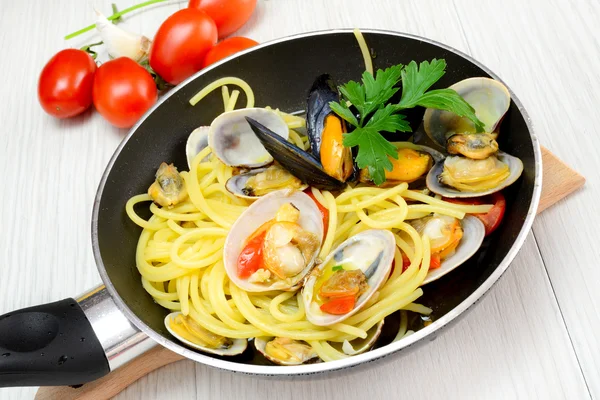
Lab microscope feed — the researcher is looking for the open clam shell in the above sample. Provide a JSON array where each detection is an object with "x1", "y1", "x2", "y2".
[
  {"x1": 186, "y1": 126, "x2": 210, "y2": 169},
  {"x1": 330, "y1": 319, "x2": 384, "y2": 356},
  {"x1": 302, "y1": 229, "x2": 395, "y2": 326},
  {"x1": 225, "y1": 166, "x2": 308, "y2": 200},
  {"x1": 223, "y1": 190, "x2": 324, "y2": 292},
  {"x1": 425, "y1": 151, "x2": 523, "y2": 198},
  {"x1": 208, "y1": 108, "x2": 289, "y2": 168},
  {"x1": 423, "y1": 77, "x2": 511, "y2": 147},
  {"x1": 254, "y1": 337, "x2": 320, "y2": 365},
  {"x1": 422, "y1": 216, "x2": 485, "y2": 285},
  {"x1": 164, "y1": 312, "x2": 247, "y2": 356}
]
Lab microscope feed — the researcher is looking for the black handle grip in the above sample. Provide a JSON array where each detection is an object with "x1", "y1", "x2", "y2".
[{"x1": 0, "y1": 298, "x2": 110, "y2": 387}]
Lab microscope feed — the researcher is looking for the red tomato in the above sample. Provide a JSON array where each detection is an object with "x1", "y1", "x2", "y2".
[
  {"x1": 430, "y1": 254, "x2": 442, "y2": 270},
  {"x1": 444, "y1": 192, "x2": 507, "y2": 236},
  {"x1": 305, "y1": 190, "x2": 330, "y2": 236},
  {"x1": 150, "y1": 9, "x2": 217, "y2": 85},
  {"x1": 189, "y1": 0, "x2": 257, "y2": 39},
  {"x1": 320, "y1": 295, "x2": 356, "y2": 315},
  {"x1": 92, "y1": 58, "x2": 158, "y2": 128},
  {"x1": 237, "y1": 230, "x2": 267, "y2": 278},
  {"x1": 202, "y1": 37, "x2": 259, "y2": 67},
  {"x1": 38, "y1": 49, "x2": 96, "y2": 119}
]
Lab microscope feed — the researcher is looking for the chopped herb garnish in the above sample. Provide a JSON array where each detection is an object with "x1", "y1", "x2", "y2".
[
  {"x1": 332, "y1": 265, "x2": 344, "y2": 272},
  {"x1": 330, "y1": 59, "x2": 485, "y2": 185}
]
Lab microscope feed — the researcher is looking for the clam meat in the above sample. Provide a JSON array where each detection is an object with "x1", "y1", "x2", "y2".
[
  {"x1": 223, "y1": 190, "x2": 324, "y2": 292},
  {"x1": 148, "y1": 162, "x2": 188, "y2": 208},
  {"x1": 302, "y1": 229, "x2": 395, "y2": 326},
  {"x1": 165, "y1": 312, "x2": 247, "y2": 356},
  {"x1": 255, "y1": 337, "x2": 319, "y2": 365},
  {"x1": 225, "y1": 165, "x2": 307, "y2": 199}
]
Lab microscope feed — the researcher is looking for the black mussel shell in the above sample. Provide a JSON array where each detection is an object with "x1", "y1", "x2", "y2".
[
  {"x1": 245, "y1": 117, "x2": 345, "y2": 191},
  {"x1": 306, "y1": 74, "x2": 339, "y2": 159}
]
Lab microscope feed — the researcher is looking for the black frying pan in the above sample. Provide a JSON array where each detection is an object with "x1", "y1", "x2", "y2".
[{"x1": 0, "y1": 29, "x2": 541, "y2": 387}]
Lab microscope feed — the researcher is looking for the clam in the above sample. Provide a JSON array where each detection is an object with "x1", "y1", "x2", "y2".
[
  {"x1": 423, "y1": 77, "x2": 511, "y2": 147},
  {"x1": 417, "y1": 215, "x2": 486, "y2": 285},
  {"x1": 359, "y1": 142, "x2": 444, "y2": 186},
  {"x1": 225, "y1": 165, "x2": 308, "y2": 199},
  {"x1": 186, "y1": 126, "x2": 210, "y2": 169},
  {"x1": 426, "y1": 151, "x2": 523, "y2": 197},
  {"x1": 223, "y1": 190, "x2": 324, "y2": 292},
  {"x1": 302, "y1": 230, "x2": 395, "y2": 326},
  {"x1": 208, "y1": 108, "x2": 289, "y2": 168},
  {"x1": 330, "y1": 319, "x2": 384, "y2": 356},
  {"x1": 164, "y1": 312, "x2": 247, "y2": 355},
  {"x1": 255, "y1": 337, "x2": 319, "y2": 365}
]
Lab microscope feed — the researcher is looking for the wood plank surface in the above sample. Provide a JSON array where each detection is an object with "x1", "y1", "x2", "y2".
[{"x1": 0, "y1": 0, "x2": 594, "y2": 399}]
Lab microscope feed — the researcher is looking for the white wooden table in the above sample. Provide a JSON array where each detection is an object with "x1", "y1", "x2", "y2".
[{"x1": 1, "y1": 0, "x2": 598, "y2": 399}]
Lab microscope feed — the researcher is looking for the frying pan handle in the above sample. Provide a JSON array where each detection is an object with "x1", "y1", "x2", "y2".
[{"x1": 0, "y1": 285, "x2": 156, "y2": 387}]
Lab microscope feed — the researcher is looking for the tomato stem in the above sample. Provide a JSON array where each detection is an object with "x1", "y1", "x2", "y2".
[
  {"x1": 64, "y1": 0, "x2": 167, "y2": 40},
  {"x1": 80, "y1": 41, "x2": 104, "y2": 60}
]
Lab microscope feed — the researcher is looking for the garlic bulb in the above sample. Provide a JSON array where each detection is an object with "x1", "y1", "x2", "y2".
[{"x1": 95, "y1": 11, "x2": 151, "y2": 62}]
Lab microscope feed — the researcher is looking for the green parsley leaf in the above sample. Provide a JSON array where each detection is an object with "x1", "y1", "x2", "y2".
[
  {"x1": 412, "y1": 89, "x2": 485, "y2": 132},
  {"x1": 366, "y1": 104, "x2": 411, "y2": 133},
  {"x1": 339, "y1": 80, "x2": 366, "y2": 114},
  {"x1": 398, "y1": 59, "x2": 447, "y2": 109},
  {"x1": 343, "y1": 126, "x2": 397, "y2": 185},
  {"x1": 329, "y1": 101, "x2": 359, "y2": 127},
  {"x1": 362, "y1": 65, "x2": 403, "y2": 116},
  {"x1": 332, "y1": 265, "x2": 344, "y2": 272}
]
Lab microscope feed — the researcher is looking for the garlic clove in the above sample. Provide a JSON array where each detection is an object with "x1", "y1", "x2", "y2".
[{"x1": 95, "y1": 10, "x2": 151, "y2": 62}]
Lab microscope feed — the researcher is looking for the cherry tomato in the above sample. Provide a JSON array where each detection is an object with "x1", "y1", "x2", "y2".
[
  {"x1": 444, "y1": 192, "x2": 506, "y2": 236},
  {"x1": 38, "y1": 49, "x2": 96, "y2": 119},
  {"x1": 202, "y1": 37, "x2": 258, "y2": 68},
  {"x1": 320, "y1": 295, "x2": 356, "y2": 315},
  {"x1": 92, "y1": 57, "x2": 158, "y2": 128},
  {"x1": 188, "y1": 0, "x2": 257, "y2": 39},
  {"x1": 305, "y1": 190, "x2": 330, "y2": 236},
  {"x1": 237, "y1": 230, "x2": 267, "y2": 278},
  {"x1": 150, "y1": 8, "x2": 217, "y2": 85}
]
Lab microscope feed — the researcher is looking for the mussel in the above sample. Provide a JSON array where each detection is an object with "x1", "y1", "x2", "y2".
[
  {"x1": 223, "y1": 190, "x2": 324, "y2": 292},
  {"x1": 208, "y1": 108, "x2": 289, "y2": 168},
  {"x1": 246, "y1": 117, "x2": 345, "y2": 190},
  {"x1": 255, "y1": 337, "x2": 319, "y2": 365},
  {"x1": 164, "y1": 312, "x2": 247, "y2": 355},
  {"x1": 358, "y1": 143, "x2": 444, "y2": 186},
  {"x1": 302, "y1": 229, "x2": 395, "y2": 326},
  {"x1": 225, "y1": 165, "x2": 307, "y2": 199},
  {"x1": 245, "y1": 75, "x2": 355, "y2": 191},
  {"x1": 306, "y1": 75, "x2": 354, "y2": 182}
]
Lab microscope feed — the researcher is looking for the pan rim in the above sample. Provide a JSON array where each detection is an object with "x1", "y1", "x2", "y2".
[{"x1": 92, "y1": 28, "x2": 542, "y2": 375}]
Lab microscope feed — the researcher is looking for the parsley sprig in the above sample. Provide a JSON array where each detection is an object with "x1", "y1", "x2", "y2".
[{"x1": 329, "y1": 59, "x2": 485, "y2": 185}]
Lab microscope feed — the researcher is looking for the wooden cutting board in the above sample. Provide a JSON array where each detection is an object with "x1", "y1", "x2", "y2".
[{"x1": 35, "y1": 146, "x2": 584, "y2": 400}]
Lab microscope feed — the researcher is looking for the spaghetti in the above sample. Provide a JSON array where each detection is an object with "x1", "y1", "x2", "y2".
[{"x1": 125, "y1": 77, "x2": 491, "y2": 362}]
